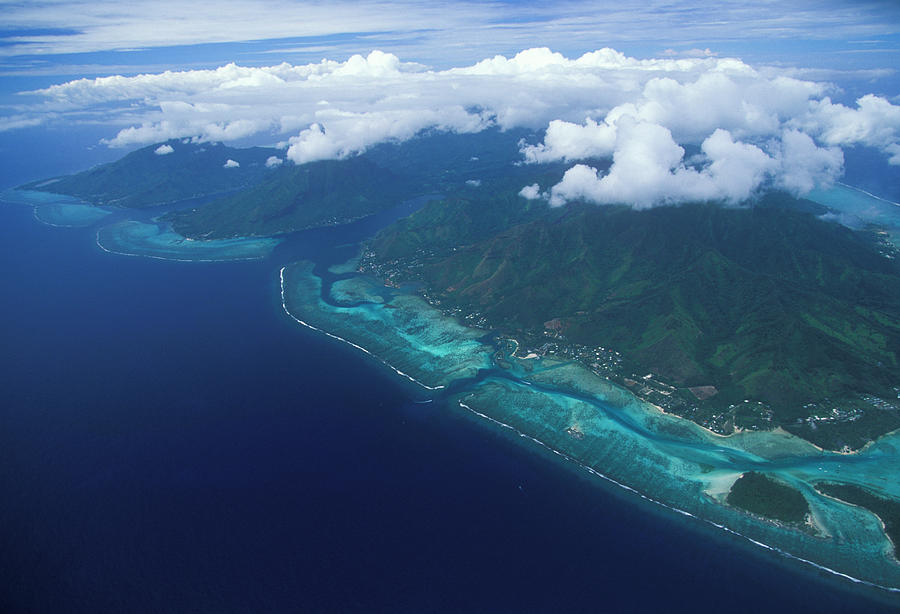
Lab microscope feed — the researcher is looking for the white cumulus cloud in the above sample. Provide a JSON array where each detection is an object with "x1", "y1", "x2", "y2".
[
  {"x1": 775, "y1": 130, "x2": 843, "y2": 194},
  {"x1": 223, "y1": 159, "x2": 240, "y2": 168},
  {"x1": 544, "y1": 122, "x2": 838, "y2": 209},
  {"x1": 265, "y1": 155, "x2": 283, "y2": 168},
  {"x1": 13, "y1": 46, "x2": 899, "y2": 205},
  {"x1": 519, "y1": 183, "x2": 543, "y2": 200},
  {"x1": 700, "y1": 128, "x2": 776, "y2": 202},
  {"x1": 797, "y1": 94, "x2": 900, "y2": 163},
  {"x1": 285, "y1": 106, "x2": 490, "y2": 164},
  {"x1": 521, "y1": 118, "x2": 617, "y2": 163},
  {"x1": 547, "y1": 120, "x2": 725, "y2": 208},
  {"x1": 154, "y1": 143, "x2": 174, "y2": 155}
]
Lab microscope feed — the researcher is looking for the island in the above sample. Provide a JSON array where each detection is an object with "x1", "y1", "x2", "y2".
[
  {"x1": 726, "y1": 472, "x2": 811, "y2": 525},
  {"x1": 364, "y1": 184, "x2": 900, "y2": 452},
  {"x1": 8, "y1": 128, "x2": 900, "y2": 594},
  {"x1": 816, "y1": 483, "x2": 900, "y2": 559}
]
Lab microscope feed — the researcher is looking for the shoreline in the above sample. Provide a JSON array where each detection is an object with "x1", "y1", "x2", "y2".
[
  {"x1": 96, "y1": 222, "x2": 277, "y2": 263},
  {"x1": 281, "y1": 260, "x2": 900, "y2": 596},
  {"x1": 454, "y1": 398, "x2": 900, "y2": 595},
  {"x1": 475, "y1": 323, "x2": 872, "y2": 456},
  {"x1": 815, "y1": 488, "x2": 900, "y2": 566},
  {"x1": 835, "y1": 182, "x2": 900, "y2": 208},
  {"x1": 279, "y1": 266, "x2": 444, "y2": 391},
  {"x1": 533, "y1": 348, "x2": 873, "y2": 457}
]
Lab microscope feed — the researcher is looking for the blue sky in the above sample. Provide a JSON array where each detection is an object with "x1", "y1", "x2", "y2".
[
  {"x1": 2, "y1": 1, "x2": 898, "y2": 85},
  {"x1": 0, "y1": 0, "x2": 898, "y2": 196}
]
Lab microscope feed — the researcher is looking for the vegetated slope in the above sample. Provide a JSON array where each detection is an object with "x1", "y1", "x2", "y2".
[
  {"x1": 21, "y1": 140, "x2": 274, "y2": 207},
  {"x1": 373, "y1": 171, "x2": 569, "y2": 260},
  {"x1": 815, "y1": 482, "x2": 900, "y2": 558},
  {"x1": 168, "y1": 156, "x2": 407, "y2": 238},
  {"x1": 168, "y1": 128, "x2": 554, "y2": 239},
  {"x1": 364, "y1": 127, "x2": 541, "y2": 189},
  {"x1": 727, "y1": 472, "x2": 810, "y2": 524},
  {"x1": 21, "y1": 128, "x2": 547, "y2": 238},
  {"x1": 373, "y1": 192, "x2": 900, "y2": 428}
]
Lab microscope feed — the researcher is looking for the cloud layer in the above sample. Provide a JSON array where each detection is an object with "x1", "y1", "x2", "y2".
[
  {"x1": 13, "y1": 46, "x2": 900, "y2": 206},
  {"x1": 545, "y1": 125, "x2": 843, "y2": 208},
  {"x1": 509, "y1": 52, "x2": 896, "y2": 206}
]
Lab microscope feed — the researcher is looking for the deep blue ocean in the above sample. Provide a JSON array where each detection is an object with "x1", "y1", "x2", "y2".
[{"x1": 1, "y1": 175, "x2": 898, "y2": 612}]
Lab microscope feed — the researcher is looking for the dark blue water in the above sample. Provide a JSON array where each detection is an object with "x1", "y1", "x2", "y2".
[{"x1": 1, "y1": 200, "x2": 897, "y2": 613}]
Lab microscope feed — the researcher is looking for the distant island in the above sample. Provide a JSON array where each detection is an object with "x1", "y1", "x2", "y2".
[{"x1": 21, "y1": 140, "x2": 275, "y2": 208}]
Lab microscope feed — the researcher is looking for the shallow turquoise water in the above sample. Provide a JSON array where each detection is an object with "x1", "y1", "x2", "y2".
[
  {"x1": 455, "y1": 375, "x2": 900, "y2": 590},
  {"x1": 2, "y1": 189, "x2": 113, "y2": 227},
  {"x1": 808, "y1": 183, "x2": 900, "y2": 244},
  {"x1": 4, "y1": 189, "x2": 279, "y2": 260},
  {"x1": 97, "y1": 220, "x2": 280, "y2": 261},
  {"x1": 281, "y1": 263, "x2": 492, "y2": 390},
  {"x1": 34, "y1": 202, "x2": 112, "y2": 227},
  {"x1": 281, "y1": 257, "x2": 900, "y2": 593}
]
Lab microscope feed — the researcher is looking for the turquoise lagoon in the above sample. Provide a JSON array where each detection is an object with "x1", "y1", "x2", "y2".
[
  {"x1": 97, "y1": 220, "x2": 280, "y2": 262},
  {"x1": 3, "y1": 189, "x2": 279, "y2": 261},
  {"x1": 808, "y1": 183, "x2": 900, "y2": 245},
  {"x1": 2, "y1": 189, "x2": 113, "y2": 227},
  {"x1": 281, "y1": 263, "x2": 492, "y2": 390},
  {"x1": 281, "y1": 258, "x2": 900, "y2": 594}
]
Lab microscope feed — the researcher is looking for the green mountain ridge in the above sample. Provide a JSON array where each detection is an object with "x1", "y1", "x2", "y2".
[
  {"x1": 166, "y1": 129, "x2": 556, "y2": 239},
  {"x1": 21, "y1": 140, "x2": 275, "y2": 208},
  {"x1": 21, "y1": 129, "x2": 548, "y2": 239},
  {"x1": 167, "y1": 156, "x2": 407, "y2": 238}
]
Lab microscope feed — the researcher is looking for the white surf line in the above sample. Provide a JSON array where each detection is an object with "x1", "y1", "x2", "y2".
[
  {"x1": 279, "y1": 266, "x2": 444, "y2": 392},
  {"x1": 30, "y1": 201, "x2": 112, "y2": 229},
  {"x1": 836, "y1": 182, "x2": 900, "y2": 207},
  {"x1": 95, "y1": 228, "x2": 269, "y2": 263},
  {"x1": 32, "y1": 206, "x2": 81, "y2": 228},
  {"x1": 457, "y1": 400, "x2": 900, "y2": 594},
  {"x1": 25, "y1": 201, "x2": 92, "y2": 228}
]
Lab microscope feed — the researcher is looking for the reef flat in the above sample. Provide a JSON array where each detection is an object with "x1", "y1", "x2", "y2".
[
  {"x1": 2, "y1": 189, "x2": 113, "y2": 228},
  {"x1": 808, "y1": 183, "x2": 900, "y2": 246},
  {"x1": 281, "y1": 257, "x2": 900, "y2": 594},
  {"x1": 4, "y1": 189, "x2": 280, "y2": 261},
  {"x1": 281, "y1": 262, "x2": 493, "y2": 390},
  {"x1": 97, "y1": 220, "x2": 280, "y2": 261}
]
